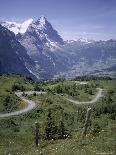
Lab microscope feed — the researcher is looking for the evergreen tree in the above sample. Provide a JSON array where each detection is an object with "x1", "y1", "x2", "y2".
[{"x1": 45, "y1": 109, "x2": 57, "y2": 140}]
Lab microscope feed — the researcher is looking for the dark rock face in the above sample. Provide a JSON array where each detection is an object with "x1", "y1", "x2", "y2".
[{"x1": 0, "y1": 24, "x2": 36, "y2": 79}]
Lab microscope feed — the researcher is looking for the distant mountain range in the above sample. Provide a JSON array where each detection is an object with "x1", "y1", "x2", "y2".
[{"x1": 0, "y1": 16, "x2": 116, "y2": 79}]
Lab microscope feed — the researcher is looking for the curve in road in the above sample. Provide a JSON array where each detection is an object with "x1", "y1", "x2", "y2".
[
  {"x1": 63, "y1": 88, "x2": 103, "y2": 105},
  {"x1": 0, "y1": 91, "x2": 46, "y2": 118},
  {"x1": 0, "y1": 88, "x2": 103, "y2": 118}
]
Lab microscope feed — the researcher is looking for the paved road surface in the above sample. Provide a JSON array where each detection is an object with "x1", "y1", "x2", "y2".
[
  {"x1": 0, "y1": 91, "x2": 46, "y2": 118},
  {"x1": 0, "y1": 88, "x2": 103, "y2": 118},
  {"x1": 63, "y1": 88, "x2": 103, "y2": 105}
]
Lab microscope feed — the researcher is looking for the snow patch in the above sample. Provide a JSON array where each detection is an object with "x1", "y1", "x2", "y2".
[{"x1": 1, "y1": 18, "x2": 33, "y2": 34}]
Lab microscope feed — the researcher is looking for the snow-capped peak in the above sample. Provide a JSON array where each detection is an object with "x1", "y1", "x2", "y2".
[
  {"x1": 1, "y1": 18, "x2": 33, "y2": 34},
  {"x1": 37, "y1": 16, "x2": 47, "y2": 30},
  {"x1": 66, "y1": 38, "x2": 94, "y2": 44},
  {"x1": 20, "y1": 18, "x2": 33, "y2": 33},
  {"x1": 1, "y1": 16, "x2": 64, "y2": 48},
  {"x1": 77, "y1": 37, "x2": 94, "y2": 44}
]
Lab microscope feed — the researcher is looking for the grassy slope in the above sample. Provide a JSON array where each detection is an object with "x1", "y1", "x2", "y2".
[
  {"x1": 0, "y1": 74, "x2": 34, "y2": 112},
  {"x1": 0, "y1": 75, "x2": 116, "y2": 155},
  {"x1": 44, "y1": 80, "x2": 98, "y2": 101}
]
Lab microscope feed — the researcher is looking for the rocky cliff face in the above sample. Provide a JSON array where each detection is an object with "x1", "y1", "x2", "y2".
[
  {"x1": 0, "y1": 24, "x2": 36, "y2": 79},
  {"x1": 16, "y1": 16, "x2": 65, "y2": 78}
]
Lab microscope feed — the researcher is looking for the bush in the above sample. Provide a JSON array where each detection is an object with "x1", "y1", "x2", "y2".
[
  {"x1": 44, "y1": 106, "x2": 71, "y2": 140},
  {"x1": 12, "y1": 83, "x2": 26, "y2": 91},
  {"x1": 91, "y1": 121, "x2": 101, "y2": 135},
  {"x1": 34, "y1": 84, "x2": 44, "y2": 91},
  {"x1": 3, "y1": 95, "x2": 20, "y2": 112}
]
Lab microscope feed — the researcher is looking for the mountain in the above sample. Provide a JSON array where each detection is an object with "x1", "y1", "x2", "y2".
[
  {"x1": 17, "y1": 16, "x2": 64, "y2": 54},
  {"x1": 1, "y1": 17, "x2": 68, "y2": 79},
  {"x1": 16, "y1": 16, "x2": 65, "y2": 78},
  {"x1": 57, "y1": 39, "x2": 116, "y2": 78},
  {"x1": 0, "y1": 24, "x2": 36, "y2": 79},
  {"x1": 1, "y1": 18, "x2": 33, "y2": 34},
  {"x1": 1, "y1": 17, "x2": 116, "y2": 79}
]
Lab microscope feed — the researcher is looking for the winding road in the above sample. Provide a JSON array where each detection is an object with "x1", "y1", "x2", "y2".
[
  {"x1": 0, "y1": 88, "x2": 103, "y2": 118},
  {"x1": 63, "y1": 88, "x2": 103, "y2": 104},
  {"x1": 0, "y1": 91, "x2": 46, "y2": 118}
]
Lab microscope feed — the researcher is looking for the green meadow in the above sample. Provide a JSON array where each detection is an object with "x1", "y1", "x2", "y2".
[{"x1": 0, "y1": 75, "x2": 116, "y2": 155}]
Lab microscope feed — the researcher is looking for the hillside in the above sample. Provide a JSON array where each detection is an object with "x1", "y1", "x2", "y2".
[
  {"x1": 0, "y1": 75, "x2": 115, "y2": 155},
  {"x1": 0, "y1": 74, "x2": 34, "y2": 113}
]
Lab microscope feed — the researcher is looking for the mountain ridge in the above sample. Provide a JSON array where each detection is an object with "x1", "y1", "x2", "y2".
[
  {"x1": 0, "y1": 16, "x2": 116, "y2": 79},
  {"x1": 0, "y1": 24, "x2": 36, "y2": 79}
]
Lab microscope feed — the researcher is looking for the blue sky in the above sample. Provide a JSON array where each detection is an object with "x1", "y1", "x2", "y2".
[{"x1": 0, "y1": 0, "x2": 116, "y2": 40}]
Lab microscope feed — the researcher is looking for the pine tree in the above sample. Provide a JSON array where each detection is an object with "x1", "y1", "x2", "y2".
[{"x1": 45, "y1": 109, "x2": 57, "y2": 140}]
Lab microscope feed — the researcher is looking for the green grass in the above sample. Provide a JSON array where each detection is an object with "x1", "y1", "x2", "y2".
[
  {"x1": 0, "y1": 75, "x2": 116, "y2": 155},
  {"x1": 0, "y1": 116, "x2": 115, "y2": 155},
  {"x1": 63, "y1": 88, "x2": 98, "y2": 102},
  {"x1": 44, "y1": 80, "x2": 98, "y2": 102},
  {"x1": 0, "y1": 74, "x2": 34, "y2": 113}
]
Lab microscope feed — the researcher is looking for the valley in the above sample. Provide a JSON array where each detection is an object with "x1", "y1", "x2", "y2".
[{"x1": 0, "y1": 17, "x2": 116, "y2": 79}]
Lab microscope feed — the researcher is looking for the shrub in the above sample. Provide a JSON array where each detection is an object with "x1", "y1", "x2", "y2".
[{"x1": 12, "y1": 83, "x2": 26, "y2": 91}]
